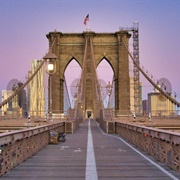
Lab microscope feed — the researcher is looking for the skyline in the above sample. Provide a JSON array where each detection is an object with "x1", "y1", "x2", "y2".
[{"x1": 0, "y1": 0, "x2": 180, "y2": 102}]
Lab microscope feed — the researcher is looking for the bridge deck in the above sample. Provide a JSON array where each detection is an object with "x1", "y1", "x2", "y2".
[{"x1": 1, "y1": 119, "x2": 180, "y2": 180}]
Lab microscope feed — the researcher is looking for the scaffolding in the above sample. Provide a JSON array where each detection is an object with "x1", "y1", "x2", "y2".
[
  {"x1": 119, "y1": 22, "x2": 141, "y2": 114},
  {"x1": 132, "y1": 22, "x2": 140, "y2": 114}
]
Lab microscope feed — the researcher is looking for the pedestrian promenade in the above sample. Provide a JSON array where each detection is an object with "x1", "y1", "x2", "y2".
[{"x1": 1, "y1": 119, "x2": 180, "y2": 180}]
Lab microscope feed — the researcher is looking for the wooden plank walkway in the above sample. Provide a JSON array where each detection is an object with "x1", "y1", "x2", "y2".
[{"x1": 1, "y1": 119, "x2": 180, "y2": 180}]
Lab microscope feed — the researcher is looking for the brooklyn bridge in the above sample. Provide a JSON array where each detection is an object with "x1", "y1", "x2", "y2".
[{"x1": 0, "y1": 24, "x2": 180, "y2": 179}]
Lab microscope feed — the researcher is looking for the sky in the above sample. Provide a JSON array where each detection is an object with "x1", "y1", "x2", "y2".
[{"x1": 0, "y1": 0, "x2": 180, "y2": 102}]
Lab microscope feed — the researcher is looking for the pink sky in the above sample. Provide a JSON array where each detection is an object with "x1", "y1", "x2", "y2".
[{"x1": 0, "y1": 0, "x2": 180, "y2": 102}]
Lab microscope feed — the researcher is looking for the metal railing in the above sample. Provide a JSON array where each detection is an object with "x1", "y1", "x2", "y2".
[
  {"x1": 115, "y1": 122, "x2": 180, "y2": 173},
  {"x1": 0, "y1": 122, "x2": 65, "y2": 176},
  {"x1": 0, "y1": 109, "x2": 69, "y2": 121},
  {"x1": 112, "y1": 110, "x2": 180, "y2": 119}
]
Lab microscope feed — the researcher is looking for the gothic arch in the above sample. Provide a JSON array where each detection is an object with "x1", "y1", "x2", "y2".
[{"x1": 46, "y1": 30, "x2": 131, "y2": 115}]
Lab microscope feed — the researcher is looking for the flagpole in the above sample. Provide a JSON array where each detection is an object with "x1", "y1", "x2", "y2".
[
  {"x1": 84, "y1": 14, "x2": 90, "y2": 32},
  {"x1": 87, "y1": 19, "x2": 90, "y2": 31}
]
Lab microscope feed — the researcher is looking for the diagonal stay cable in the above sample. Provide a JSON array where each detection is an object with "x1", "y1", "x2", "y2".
[
  {"x1": 0, "y1": 59, "x2": 47, "y2": 109},
  {"x1": 122, "y1": 37, "x2": 180, "y2": 107},
  {"x1": 0, "y1": 37, "x2": 57, "y2": 109}
]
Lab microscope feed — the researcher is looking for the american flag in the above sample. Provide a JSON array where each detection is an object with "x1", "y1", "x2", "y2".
[{"x1": 84, "y1": 14, "x2": 89, "y2": 25}]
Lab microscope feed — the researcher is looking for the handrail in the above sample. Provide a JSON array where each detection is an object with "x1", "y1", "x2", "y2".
[
  {"x1": 0, "y1": 121, "x2": 65, "y2": 145},
  {"x1": 116, "y1": 121, "x2": 180, "y2": 144}
]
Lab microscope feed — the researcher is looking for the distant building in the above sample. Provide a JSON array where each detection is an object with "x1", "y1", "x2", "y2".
[
  {"x1": 142, "y1": 99, "x2": 148, "y2": 115},
  {"x1": 17, "y1": 83, "x2": 27, "y2": 117},
  {"x1": 148, "y1": 92, "x2": 174, "y2": 116},
  {"x1": 27, "y1": 60, "x2": 45, "y2": 118},
  {"x1": 1, "y1": 90, "x2": 18, "y2": 117},
  {"x1": 130, "y1": 77, "x2": 142, "y2": 114}
]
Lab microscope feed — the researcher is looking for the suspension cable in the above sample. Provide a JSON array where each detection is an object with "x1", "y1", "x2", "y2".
[
  {"x1": 0, "y1": 59, "x2": 47, "y2": 109},
  {"x1": 0, "y1": 37, "x2": 57, "y2": 109},
  {"x1": 122, "y1": 37, "x2": 180, "y2": 107}
]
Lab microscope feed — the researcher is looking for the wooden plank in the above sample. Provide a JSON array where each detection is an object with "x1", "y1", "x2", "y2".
[{"x1": 1, "y1": 119, "x2": 180, "y2": 179}]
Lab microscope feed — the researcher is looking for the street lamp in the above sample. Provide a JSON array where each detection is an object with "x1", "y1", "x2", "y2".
[
  {"x1": 106, "y1": 81, "x2": 113, "y2": 108},
  {"x1": 43, "y1": 48, "x2": 58, "y2": 120}
]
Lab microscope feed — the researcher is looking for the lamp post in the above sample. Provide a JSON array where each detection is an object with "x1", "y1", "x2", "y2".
[
  {"x1": 148, "y1": 112, "x2": 151, "y2": 122},
  {"x1": 43, "y1": 48, "x2": 57, "y2": 121},
  {"x1": 106, "y1": 81, "x2": 113, "y2": 108}
]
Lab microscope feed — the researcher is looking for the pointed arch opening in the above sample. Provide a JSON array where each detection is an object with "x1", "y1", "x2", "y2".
[
  {"x1": 97, "y1": 59, "x2": 114, "y2": 108},
  {"x1": 64, "y1": 59, "x2": 81, "y2": 109}
]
